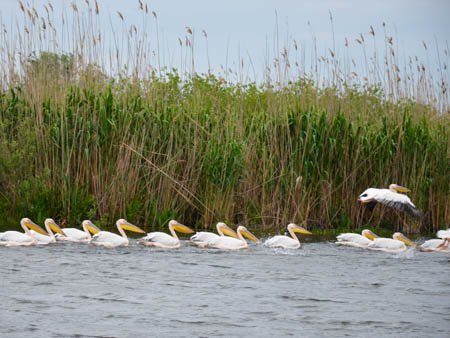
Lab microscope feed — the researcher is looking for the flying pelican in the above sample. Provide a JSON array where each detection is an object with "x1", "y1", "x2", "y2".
[
  {"x1": 29, "y1": 218, "x2": 67, "y2": 244},
  {"x1": 264, "y1": 223, "x2": 312, "y2": 249},
  {"x1": 139, "y1": 220, "x2": 194, "y2": 249},
  {"x1": 206, "y1": 225, "x2": 260, "y2": 250},
  {"x1": 419, "y1": 229, "x2": 450, "y2": 252},
  {"x1": 335, "y1": 229, "x2": 379, "y2": 248},
  {"x1": 358, "y1": 184, "x2": 423, "y2": 218},
  {"x1": 55, "y1": 220, "x2": 101, "y2": 243},
  {"x1": 90, "y1": 219, "x2": 145, "y2": 248},
  {"x1": 190, "y1": 222, "x2": 238, "y2": 247},
  {"x1": 367, "y1": 232, "x2": 416, "y2": 253},
  {"x1": 0, "y1": 218, "x2": 48, "y2": 247}
]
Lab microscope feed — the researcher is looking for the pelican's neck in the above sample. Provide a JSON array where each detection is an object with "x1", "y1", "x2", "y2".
[
  {"x1": 287, "y1": 227, "x2": 300, "y2": 243},
  {"x1": 45, "y1": 223, "x2": 55, "y2": 240},
  {"x1": 236, "y1": 228, "x2": 248, "y2": 246},
  {"x1": 169, "y1": 223, "x2": 178, "y2": 240},
  {"x1": 21, "y1": 221, "x2": 30, "y2": 236},
  {"x1": 82, "y1": 223, "x2": 92, "y2": 239},
  {"x1": 117, "y1": 223, "x2": 128, "y2": 240},
  {"x1": 217, "y1": 225, "x2": 224, "y2": 236}
]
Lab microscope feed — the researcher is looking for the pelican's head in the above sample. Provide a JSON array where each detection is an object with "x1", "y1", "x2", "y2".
[
  {"x1": 169, "y1": 220, "x2": 195, "y2": 234},
  {"x1": 393, "y1": 232, "x2": 416, "y2": 247},
  {"x1": 216, "y1": 222, "x2": 238, "y2": 238},
  {"x1": 82, "y1": 220, "x2": 101, "y2": 234},
  {"x1": 237, "y1": 226, "x2": 260, "y2": 243},
  {"x1": 361, "y1": 229, "x2": 378, "y2": 240},
  {"x1": 44, "y1": 218, "x2": 66, "y2": 236},
  {"x1": 358, "y1": 188, "x2": 378, "y2": 203},
  {"x1": 20, "y1": 217, "x2": 48, "y2": 235},
  {"x1": 116, "y1": 219, "x2": 146, "y2": 233},
  {"x1": 287, "y1": 223, "x2": 312, "y2": 235}
]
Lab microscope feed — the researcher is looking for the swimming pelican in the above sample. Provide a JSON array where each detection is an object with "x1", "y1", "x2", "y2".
[
  {"x1": 358, "y1": 184, "x2": 422, "y2": 218},
  {"x1": 335, "y1": 229, "x2": 379, "y2": 248},
  {"x1": 419, "y1": 229, "x2": 450, "y2": 252},
  {"x1": 55, "y1": 220, "x2": 101, "y2": 243},
  {"x1": 90, "y1": 219, "x2": 145, "y2": 248},
  {"x1": 367, "y1": 232, "x2": 416, "y2": 253},
  {"x1": 206, "y1": 225, "x2": 260, "y2": 250},
  {"x1": 139, "y1": 220, "x2": 194, "y2": 249},
  {"x1": 0, "y1": 218, "x2": 48, "y2": 246},
  {"x1": 29, "y1": 218, "x2": 67, "y2": 244},
  {"x1": 264, "y1": 223, "x2": 312, "y2": 249},
  {"x1": 190, "y1": 222, "x2": 238, "y2": 247}
]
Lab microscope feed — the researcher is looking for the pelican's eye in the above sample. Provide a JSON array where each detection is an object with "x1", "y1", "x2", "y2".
[{"x1": 360, "y1": 193, "x2": 368, "y2": 198}]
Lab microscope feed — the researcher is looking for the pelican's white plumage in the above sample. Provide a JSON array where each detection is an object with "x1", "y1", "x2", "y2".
[
  {"x1": 190, "y1": 222, "x2": 237, "y2": 247},
  {"x1": 206, "y1": 225, "x2": 259, "y2": 250},
  {"x1": 419, "y1": 229, "x2": 450, "y2": 252},
  {"x1": 0, "y1": 218, "x2": 48, "y2": 246},
  {"x1": 358, "y1": 184, "x2": 422, "y2": 218},
  {"x1": 29, "y1": 218, "x2": 66, "y2": 244},
  {"x1": 335, "y1": 229, "x2": 378, "y2": 248},
  {"x1": 367, "y1": 232, "x2": 415, "y2": 253},
  {"x1": 56, "y1": 220, "x2": 101, "y2": 243},
  {"x1": 90, "y1": 219, "x2": 145, "y2": 248},
  {"x1": 139, "y1": 220, "x2": 194, "y2": 249},
  {"x1": 264, "y1": 223, "x2": 312, "y2": 249}
]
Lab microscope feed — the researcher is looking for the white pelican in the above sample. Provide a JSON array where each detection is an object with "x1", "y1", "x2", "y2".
[
  {"x1": 29, "y1": 218, "x2": 67, "y2": 244},
  {"x1": 358, "y1": 184, "x2": 422, "y2": 218},
  {"x1": 139, "y1": 220, "x2": 194, "y2": 249},
  {"x1": 190, "y1": 222, "x2": 238, "y2": 247},
  {"x1": 335, "y1": 229, "x2": 378, "y2": 248},
  {"x1": 264, "y1": 223, "x2": 312, "y2": 249},
  {"x1": 419, "y1": 229, "x2": 450, "y2": 252},
  {"x1": 0, "y1": 218, "x2": 48, "y2": 246},
  {"x1": 367, "y1": 232, "x2": 416, "y2": 253},
  {"x1": 55, "y1": 220, "x2": 101, "y2": 243},
  {"x1": 90, "y1": 219, "x2": 145, "y2": 248},
  {"x1": 206, "y1": 225, "x2": 260, "y2": 250}
]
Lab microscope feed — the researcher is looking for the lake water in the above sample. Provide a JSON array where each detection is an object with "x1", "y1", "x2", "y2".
[{"x1": 1, "y1": 239, "x2": 449, "y2": 337}]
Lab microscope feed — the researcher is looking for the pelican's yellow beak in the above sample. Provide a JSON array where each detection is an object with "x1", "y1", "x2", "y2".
[
  {"x1": 221, "y1": 225, "x2": 238, "y2": 238},
  {"x1": 121, "y1": 222, "x2": 146, "y2": 234},
  {"x1": 397, "y1": 233, "x2": 416, "y2": 247},
  {"x1": 362, "y1": 230, "x2": 378, "y2": 240},
  {"x1": 293, "y1": 225, "x2": 312, "y2": 235},
  {"x1": 87, "y1": 223, "x2": 101, "y2": 234},
  {"x1": 242, "y1": 228, "x2": 260, "y2": 243},
  {"x1": 26, "y1": 220, "x2": 48, "y2": 235},
  {"x1": 393, "y1": 185, "x2": 411, "y2": 193},
  {"x1": 173, "y1": 223, "x2": 195, "y2": 234},
  {"x1": 48, "y1": 221, "x2": 66, "y2": 236}
]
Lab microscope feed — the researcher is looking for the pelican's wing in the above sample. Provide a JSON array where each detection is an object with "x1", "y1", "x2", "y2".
[
  {"x1": 91, "y1": 231, "x2": 124, "y2": 245},
  {"x1": 191, "y1": 232, "x2": 219, "y2": 243},
  {"x1": 420, "y1": 239, "x2": 445, "y2": 250},
  {"x1": 376, "y1": 191, "x2": 423, "y2": 219},
  {"x1": 336, "y1": 233, "x2": 372, "y2": 246},
  {"x1": 368, "y1": 238, "x2": 405, "y2": 250},
  {"x1": 29, "y1": 230, "x2": 52, "y2": 244},
  {"x1": 140, "y1": 232, "x2": 178, "y2": 246},
  {"x1": 60, "y1": 228, "x2": 88, "y2": 241},
  {"x1": 264, "y1": 235, "x2": 299, "y2": 248}
]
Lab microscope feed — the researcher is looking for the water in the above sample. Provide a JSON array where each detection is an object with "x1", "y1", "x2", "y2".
[{"x1": 1, "y1": 240, "x2": 449, "y2": 337}]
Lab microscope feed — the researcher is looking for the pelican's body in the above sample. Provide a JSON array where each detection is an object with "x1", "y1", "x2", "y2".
[
  {"x1": 0, "y1": 218, "x2": 48, "y2": 247},
  {"x1": 367, "y1": 232, "x2": 415, "y2": 253},
  {"x1": 206, "y1": 226, "x2": 259, "y2": 250},
  {"x1": 264, "y1": 223, "x2": 312, "y2": 249},
  {"x1": 90, "y1": 219, "x2": 145, "y2": 248},
  {"x1": 190, "y1": 222, "x2": 237, "y2": 247},
  {"x1": 56, "y1": 220, "x2": 101, "y2": 243},
  {"x1": 336, "y1": 229, "x2": 378, "y2": 248},
  {"x1": 29, "y1": 218, "x2": 66, "y2": 244},
  {"x1": 358, "y1": 184, "x2": 422, "y2": 218},
  {"x1": 139, "y1": 220, "x2": 194, "y2": 249},
  {"x1": 420, "y1": 229, "x2": 450, "y2": 252}
]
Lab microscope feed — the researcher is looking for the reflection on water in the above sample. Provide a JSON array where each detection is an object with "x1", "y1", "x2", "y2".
[{"x1": 1, "y1": 242, "x2": 449, "y2": 337}]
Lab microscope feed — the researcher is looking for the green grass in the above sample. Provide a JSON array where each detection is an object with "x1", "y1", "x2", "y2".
[{"x1": 0, "y1": 2, "x2": 448, "y2": 234}]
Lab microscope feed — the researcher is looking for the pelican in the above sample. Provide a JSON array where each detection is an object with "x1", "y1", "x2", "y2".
[
  {"x1": 367, "y1": 232, "x2": 416, "y2": 253},
  {"x1": 206, "y1": 225, "x2": 260, "y2": 250},
  {"x1": 90, "y1": 219, "x2": 145, "y2": 248},
  {"x1": 139, "y1": 220, "x2": 194, "y2": 249},
  {"x1": 264, "y1": 223, "x2": 312, "y2": 249},
  {"x1": 335, "y1": 229, "x2": 379, "y2": 248},
  {"x1": 0, "y1": 218, "x2": 48, "y2": 246},
  {"x1": 29, "y1": 218, "x2": 67, "y2": 244},
  {"x1": 358, "y1": 184, "x2": 423, "y2": 218},
  {"x1": 55, "y1": 220, "x2": 101, "y2": 243},
  {"x1": 419, "y1": 229, "x2": 450, "y2": 252},
  {"x1": 190, "y1": 222, "x2": 238, "y2": 247}
]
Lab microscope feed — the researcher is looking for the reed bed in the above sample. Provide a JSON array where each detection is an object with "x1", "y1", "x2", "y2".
[{"x1": 0, "y1": 1, "x2": 448, "y2": 233}]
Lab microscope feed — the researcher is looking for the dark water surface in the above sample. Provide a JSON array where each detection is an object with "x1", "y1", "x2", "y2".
[{"x1": 1, "y1": 241, "x2": 449, "y2": 337}]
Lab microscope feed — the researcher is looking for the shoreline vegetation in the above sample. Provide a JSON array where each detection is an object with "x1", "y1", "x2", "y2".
[{"x1": 0, "y1": 1, "x2": 448, "y2": 233}]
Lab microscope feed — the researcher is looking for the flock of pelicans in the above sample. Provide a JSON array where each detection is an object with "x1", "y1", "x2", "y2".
[{"x1": 0, "y1": 184, "x2": 449, "y2": 253}]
